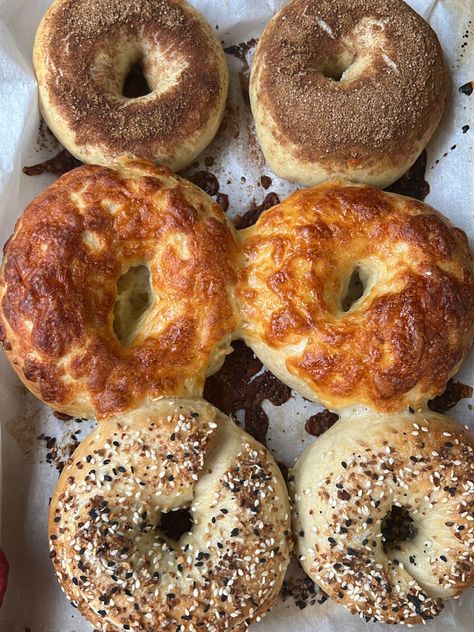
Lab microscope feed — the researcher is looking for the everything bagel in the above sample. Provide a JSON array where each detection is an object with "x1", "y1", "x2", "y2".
[
  {"x1": 291, "y1": 410, "x2": 474, "y2": 624},
  {"x1": 49, "y1": 398, "x2": 292, "y2": 630}
]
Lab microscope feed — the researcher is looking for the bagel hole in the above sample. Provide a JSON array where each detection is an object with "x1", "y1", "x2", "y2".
[
  {"x1": 382, "y1": 506, "x2": 417, "y2": 552},
  {"x1": 322, "y1": 65, "x2": 346, "y2": 82},
  {"x1": 318, "y1": 53, "x2": 355, "y2": 82},
  {"x1": 113, "y1": 264, "x2": 152, "y2": 345},
  {"x1": 341, "y1": 267, "x2": 365, "y2": 312},
  {"x1": 123, "y1": 60, "x2": 151, "y2": 98},
  {"x1": 160, "y1": 508, "x2": 193, "y2": 541}
]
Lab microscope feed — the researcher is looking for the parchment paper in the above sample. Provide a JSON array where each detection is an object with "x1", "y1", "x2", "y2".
[{"x1": 0, "y1": 1, "x2": 473, "y2": 630}]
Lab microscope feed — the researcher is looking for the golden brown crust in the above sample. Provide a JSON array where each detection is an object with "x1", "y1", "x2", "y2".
[
  {"x1": 33, "y1": 0, "x2": 228, "y2": 169},
  {"x1": 48, "y1": 399, "x2": 292, "y2": 630},
  {"x1": 291, "y1": 411, "x2": 474, "y2": 624},
  {"x1": 0, "y1": 159, "x2": 239, "y2": 419},
  {"x1": 3, "y1": 174, "x2": 473, "y2": 418},
  {"x1": 237, "y1": 181, "x2": 474, "y2": 413},
  {"x1": 250, "y1": 0, "x2": 447, "y2": 187}
]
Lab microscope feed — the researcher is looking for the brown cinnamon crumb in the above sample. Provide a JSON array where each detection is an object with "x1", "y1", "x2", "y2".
[
  {"x1": 38, "y1": 0, "x2": 224, "y2": 161},
  {"x1": 255, "y1": 0, "x2": 446, "y2": 166}
]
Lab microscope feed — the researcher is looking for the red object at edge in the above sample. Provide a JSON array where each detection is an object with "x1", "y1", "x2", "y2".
[{"x1": 0, "y1": 548, "x2": 9, "y2": 607}]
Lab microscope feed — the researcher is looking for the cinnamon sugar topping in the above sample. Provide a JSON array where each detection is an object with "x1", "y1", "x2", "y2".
[
  {"x1": 36, "y1": 0, "x2": 226, "y2": 162},
  {"x1": 255, "y1": 0, "x2": 447, "y2": 166}
]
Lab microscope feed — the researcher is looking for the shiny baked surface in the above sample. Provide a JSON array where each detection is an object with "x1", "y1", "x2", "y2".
[
  {"x1": 238, "y1": 180, "x2": 474, "y2": 413},
  {"x1": 0, "y1": 158, "x2": 239, "y2": 419}
]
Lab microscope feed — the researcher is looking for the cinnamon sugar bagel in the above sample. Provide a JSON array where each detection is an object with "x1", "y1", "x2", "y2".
[
  {"x1": 33, "y1": 0, "x2": 228, "y2": 170},
  {"x1": 237, "y1": 181, "x2": 474, "y2": 414},
  {"x1": 291, "y1": 410, "x2": 474, "y2": 624},
  {"x1": 49, "y1": 398, "x2": 292, "y2": 630},
  {"x1": 0, "y1": 158, "x2": 239, "y2": 419},
  {"x1": 250, "y1": 0, "x2": 448, "y2": 187}
]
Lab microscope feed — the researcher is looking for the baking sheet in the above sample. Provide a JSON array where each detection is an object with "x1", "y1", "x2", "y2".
[{"x1": 0, "y1": 0, "x2": 473, "y2": 630}]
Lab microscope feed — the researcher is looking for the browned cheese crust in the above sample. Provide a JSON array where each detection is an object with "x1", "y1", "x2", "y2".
[
  {"x1": 237, "y1": 181, "x2": 474, "y2": 413},
  {"x1": 0, "y1": 159, "x2": 239, "y2": 419},
  {"x1": 250, "y1": 0, "x2": 447, "y2": 186},
  {"x1": 291, "y1": 411, "x2": 474, "y2": 624},
  {"x1": 49, "y1": 399, "x2": 292, "y2": 631},
  {"x1": 33, "y1": 0, "x2": 228, "y2": 168}
]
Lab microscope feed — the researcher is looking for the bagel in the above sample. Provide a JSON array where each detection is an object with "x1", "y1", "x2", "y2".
[
  {"x1": 0, "y1": 158, "x2": 239, "y2": 419},
  {"x1": 250, "y1": 0, "x2": 447, "y2": 187},
  {"x1": 237, "y1": 180, "x2": 474, "y2": 413},
  {"x1": 290, "y1": 410, "x2": 474, "y2": 624},
  {"x1": 33, "y1": 0, "x2": 228, "y2": 170},
  {"x1": 49, "y1": 398, "x2": 292, "y2": 630}
]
